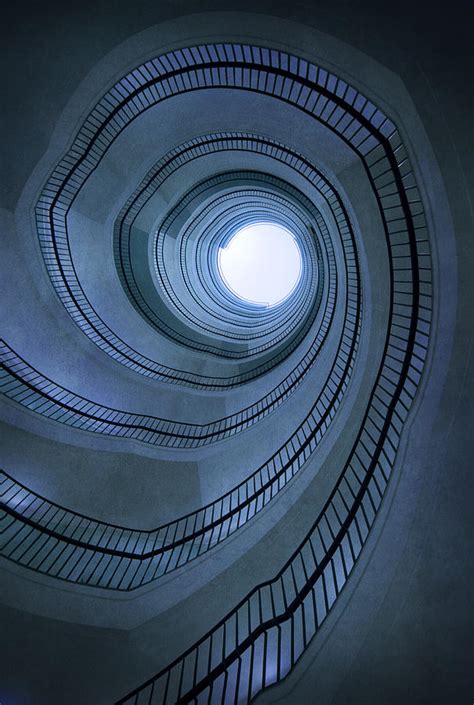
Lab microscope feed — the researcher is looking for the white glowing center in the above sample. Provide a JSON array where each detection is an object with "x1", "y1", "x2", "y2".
[{"x1": 218, "y1": 223, "x2": 302, "y2": 307}]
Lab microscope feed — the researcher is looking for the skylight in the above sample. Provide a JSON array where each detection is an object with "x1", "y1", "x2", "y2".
[{"x1": 218, "y1": 222, "x2": 302, "y2": 307}]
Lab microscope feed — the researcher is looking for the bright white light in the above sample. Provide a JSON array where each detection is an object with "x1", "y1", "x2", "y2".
[{"x1": 218, "y1": 223, "x2": 302, "y2": 307}]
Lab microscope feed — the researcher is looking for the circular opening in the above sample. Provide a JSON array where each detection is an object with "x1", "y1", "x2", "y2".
[{"x1": 218, "y1": 223, "x2": 302, "y2": 307}]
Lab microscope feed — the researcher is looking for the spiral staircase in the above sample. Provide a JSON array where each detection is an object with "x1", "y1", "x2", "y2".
[{"x1": 1, "y1": 2, "x2": 472, "y2": 704}]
